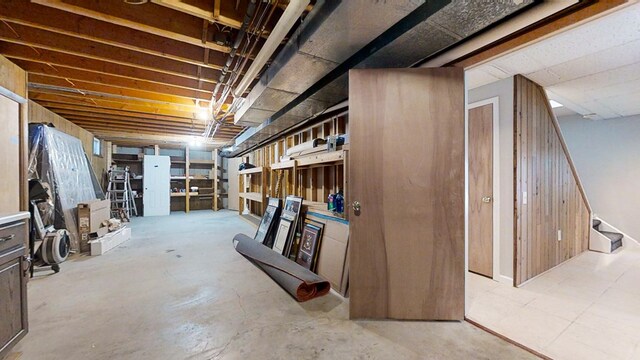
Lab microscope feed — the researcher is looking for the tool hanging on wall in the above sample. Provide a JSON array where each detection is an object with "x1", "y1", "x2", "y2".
[{"x1": 106, "y1": 165, "x2": 138, "y2": 220}]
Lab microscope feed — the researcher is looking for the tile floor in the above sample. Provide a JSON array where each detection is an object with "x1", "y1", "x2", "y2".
[{"x1": 467, "y1": 241, "x2": 640, "y2": 360}]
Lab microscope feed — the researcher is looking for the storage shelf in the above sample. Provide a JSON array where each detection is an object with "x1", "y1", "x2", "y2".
[
  {"x1": 189, "y1": 159, "x2": 215, "y2": 165},
  {"x1": 296, "y1": 150, "x2": 344, "y2": 167},
  {"x1": 271, "y1": 160, "x2": 296, "y2": 170},
  {"x1": 239, "y1": 192, "x2": 263, "y2": 202},
  {"x1": 239, "y1": 166, "x2": 265, "y2": 175},
  {"x1": 113, "y1": 158, "x2": 142, "y2": 163},
  {"x1": 170, "y1": 192, "x2": 198, "y2": 197}
]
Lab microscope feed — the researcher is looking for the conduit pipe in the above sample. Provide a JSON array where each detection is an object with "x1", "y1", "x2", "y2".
[{"x1": 233, "y1": 0, "x2": 310, "y2": 98}]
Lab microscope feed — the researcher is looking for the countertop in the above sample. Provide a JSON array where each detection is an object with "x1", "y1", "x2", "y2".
[{"x1": 0, "y1": 211, "x2": 30, "y2": 226}]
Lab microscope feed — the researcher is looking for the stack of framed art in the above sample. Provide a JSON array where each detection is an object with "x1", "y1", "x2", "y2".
[
  {"x1": 296, "y1": 220, "x2": 324, "y2": 271},
  {"x1": 254, "y1": 197, "x2": 282, "y2": 248},
  {"x1": 272, "y1": 195, "x2": 302, "y2": 257},
  {"x1": 241, "y1": 194, "x2": 350, "y2": 298}
]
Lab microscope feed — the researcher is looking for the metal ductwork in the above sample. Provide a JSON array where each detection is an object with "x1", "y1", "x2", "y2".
[{"x1": 225, "y1": 0, "x2": 537, "y2": 157}]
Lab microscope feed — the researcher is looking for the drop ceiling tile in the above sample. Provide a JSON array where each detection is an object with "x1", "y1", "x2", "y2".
[
  {"x1": 600, "y1": 90, "x2": 640, "y2": 117},
  {"x1": 523, "y1": 3, "x2": 640, "y2": 67},
  {"x1": 493, "y1": 52, "x2": 546, "y2": 76},
  {"x1": 529, "y1": 41, "x2": 640, "y2": 86},
  {"x1": 466, "y1": 68, "x2": 501, "y2": 90}
]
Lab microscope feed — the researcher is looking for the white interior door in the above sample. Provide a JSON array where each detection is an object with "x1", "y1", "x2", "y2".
[{"x1": 143, "y1": 155, "x2": 170, "y2": 216}]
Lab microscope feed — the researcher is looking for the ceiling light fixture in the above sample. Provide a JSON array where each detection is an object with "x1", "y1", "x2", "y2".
[
  {"x1": 195, "y1": 102, "x2": 210, "y2": 121},
  {"x1": 549, "y1": 100, "x2": 563, "y2": 108}
]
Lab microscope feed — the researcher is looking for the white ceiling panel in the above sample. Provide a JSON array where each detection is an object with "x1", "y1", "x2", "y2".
[
  {"x1": 466, "y1": 68, "x2": 501, "y2": 89},
  {"x1": 467, "y1": 2, "x2": 640, "y2": 119}
]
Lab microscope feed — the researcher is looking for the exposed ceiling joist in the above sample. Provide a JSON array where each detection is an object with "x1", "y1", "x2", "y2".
[
  {"x1": 28, "y1": 91, "x2": 206, "y2": 118},
  {"x1": 28, "y1": 73, "x2": 211, "y2": 105},
  {"x1": 30, "y1": 0, "x2": 254, "y2": 49},
  {"x1": 15, "y1": 60, "x2": 213, "y2": 99},
  {"x1": 86, "y1": 130, "x2": 229, "y2": 146},
  {"x1": 1, "y1": 44, "x2": 217, "y2": 90},
  {"x1": 0, "y1": 23, "x2": 225, "y2": 78},
  {"x1": 0, "y1": 0, "x2": 233, "y2": 68}
]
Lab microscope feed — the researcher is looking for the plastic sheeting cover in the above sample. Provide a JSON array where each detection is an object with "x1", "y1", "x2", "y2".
[{"x1": 28, "y1": 124, "x2": 104, "y2": 251}]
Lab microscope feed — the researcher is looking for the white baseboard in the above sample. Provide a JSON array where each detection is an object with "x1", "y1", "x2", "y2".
[{"x1": 498, "y1": 275, "x2": 513, "y2": 285}]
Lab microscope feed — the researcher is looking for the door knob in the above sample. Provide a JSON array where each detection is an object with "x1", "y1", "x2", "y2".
[
  {"x1": 351, "y1": 201, "x2": 361, "y2": 212},
  {"x1": 482, "y1": 196, "x2": 492, "y2": 203}
]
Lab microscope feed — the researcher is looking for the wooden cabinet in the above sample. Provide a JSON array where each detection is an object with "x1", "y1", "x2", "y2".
[{"x1": 0, "y1": 216, "x2": 29, "y2": 359}]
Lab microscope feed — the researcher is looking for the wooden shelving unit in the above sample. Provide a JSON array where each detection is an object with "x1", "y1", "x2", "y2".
[
  {"x1": 189, "y1": 148, "x2": 227, "y2": 211},
  {"x1": 236, "y1": 115, "x2": 348, "y2": 225},
  {"x1": 238, "y1": 166, "x2": 268, "y2": 219},
  {"x1": 109, "y1": 144, "x2": 228, "y2": 215},
  {"x1": 111, "y1": 144, "x2": 152, "y2": 216}
]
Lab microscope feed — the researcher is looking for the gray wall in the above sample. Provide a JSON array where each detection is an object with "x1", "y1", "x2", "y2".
[
  {"x1": 468, "y1": 77, "x2": 514, "y2": 280},
  {"x1": 558, "y1": 114, "x2": 640, "y2": 241}
]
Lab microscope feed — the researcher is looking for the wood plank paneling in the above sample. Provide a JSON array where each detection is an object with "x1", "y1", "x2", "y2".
[
  {"x1": 0, "y1": 55, "x2": 26, "y2": 99},
  {"x1": 0, "y1": 95, "x2": 21, "y2": 216},
  {"x1": 349, "y1": 68, "x2": 465, "y2": 320},
  {"x1": 513, "y1": 75, "x2": 590, "y2": 286}
]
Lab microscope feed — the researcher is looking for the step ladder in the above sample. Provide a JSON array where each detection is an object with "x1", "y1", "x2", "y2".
[{"x1": 106, "y1": 165, "x2": 138, "y2": 220}]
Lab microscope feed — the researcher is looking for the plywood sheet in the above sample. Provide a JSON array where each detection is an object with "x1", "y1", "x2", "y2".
[{"x1": 348, "y1": 68, "x2": 465, "y2": 320}]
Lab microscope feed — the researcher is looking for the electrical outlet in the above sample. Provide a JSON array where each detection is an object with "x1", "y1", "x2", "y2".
[
  {"x1": 557, "y1": 230, "x2": 562, "y2": 241},
  {"x1": 523, "y1": 191, "x2": 528, "y2": 205}
]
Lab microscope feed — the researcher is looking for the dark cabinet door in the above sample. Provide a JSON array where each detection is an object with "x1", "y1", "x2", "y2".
[{"x1": 0, "y1": 221, "x2": 28, "y2": 359}]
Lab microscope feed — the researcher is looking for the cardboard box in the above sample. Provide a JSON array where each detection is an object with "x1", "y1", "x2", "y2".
[{"x1": 78, "y1": 199, "x2": 110, "y2": 253}]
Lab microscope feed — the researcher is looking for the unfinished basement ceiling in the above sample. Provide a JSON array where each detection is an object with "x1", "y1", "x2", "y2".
[
  {"x1": 0, "y1": 0, "x2": 301, "y2": 145},
  {"x1": 226, "y1": 0, "x2": 540, "y2": 156},
  {"x1": 467, "y1": 1, "x2": 640, "y2": 121}
]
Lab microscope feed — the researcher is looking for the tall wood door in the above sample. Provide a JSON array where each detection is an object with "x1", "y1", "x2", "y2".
[
  {"x1": 348, "y1": 68, "x2": 465, "y2": 320},
  {"x1": 143, "y1": 155, "x2": 171, "y2": 216},
  {"x1": 468, "y1": 104, "x2": 494, "y2": 278}
]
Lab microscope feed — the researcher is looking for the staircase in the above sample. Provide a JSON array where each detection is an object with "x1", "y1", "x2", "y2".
[{"x1": 591, "y1": 219, "x2": 624, "y2": 253}]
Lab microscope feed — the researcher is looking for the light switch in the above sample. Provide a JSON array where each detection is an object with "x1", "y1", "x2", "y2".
[
  {"x1": 557, "y1": 230, "x2": 562, "y2": 241},
  {"x1": 523, "y1": 191, "x2": 528, "y2": 205}
]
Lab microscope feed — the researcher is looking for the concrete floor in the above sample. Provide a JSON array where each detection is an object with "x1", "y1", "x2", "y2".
[{"x1": 11, "y1": 210, "x2": 536, "y2": 360}]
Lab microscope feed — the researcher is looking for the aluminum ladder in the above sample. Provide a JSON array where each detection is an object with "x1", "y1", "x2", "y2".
[{"x1": 106, "y1": 165, "x2": 138, "y2": 219}]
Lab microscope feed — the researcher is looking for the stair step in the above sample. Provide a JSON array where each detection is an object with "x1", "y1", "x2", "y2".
[
  {"x1": 612, "y1": 239, "x2": 623, "y2": 252},
  {"x1": 600, "y1": 231, "x2": 623, "y2": 242},
  {"x1": 593, "y1": 219, "x2": 602, "y2": 229}
]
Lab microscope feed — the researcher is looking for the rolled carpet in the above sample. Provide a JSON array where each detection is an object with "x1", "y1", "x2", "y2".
[{"x1": 233, "y1": 233, "x2": 331, "y2": 302}]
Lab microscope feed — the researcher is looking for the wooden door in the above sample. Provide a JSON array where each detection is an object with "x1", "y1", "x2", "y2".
[
  {"x1": 468, "y1": 104, "x2": 494, "y2": 278},
  {"x1": 348, "y1": 68, "x2": 465, "y2": 320},
  {"x1": 144, "y1": 155, "x2": 171, "y2": 216}
]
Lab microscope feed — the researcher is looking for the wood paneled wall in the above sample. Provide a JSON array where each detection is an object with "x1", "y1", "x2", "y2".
[
  {"x1": 514, "y1": 75, "x2": 591, "y2": 286},
  {"x1": 0, "y1": 55, "x2": 28, "y2": 212},
  {"x1": 28, "y1": 101, "x2": 108, "y2": 185}
]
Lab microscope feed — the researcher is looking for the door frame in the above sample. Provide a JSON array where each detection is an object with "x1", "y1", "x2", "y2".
[{"x1": 466, "y1": 97, "x2": 501, "y2": 282}]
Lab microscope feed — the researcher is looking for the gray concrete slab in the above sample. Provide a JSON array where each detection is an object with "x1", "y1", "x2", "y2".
[{"x1": 10, "y1": 210, "x2": 536, "y2": 360}]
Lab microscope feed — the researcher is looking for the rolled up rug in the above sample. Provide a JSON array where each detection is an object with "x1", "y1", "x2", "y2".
[{"x1": 233, "y1": 233, "x2": 331, "y2": 302}]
